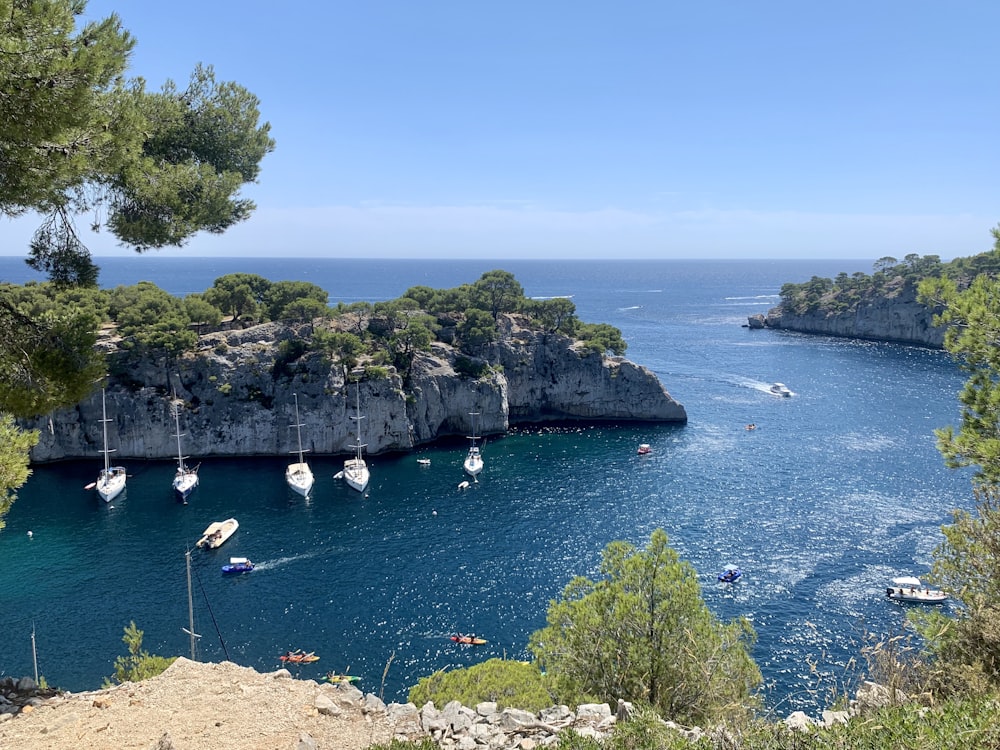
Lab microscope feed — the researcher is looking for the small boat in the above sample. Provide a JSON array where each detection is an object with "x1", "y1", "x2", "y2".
[
  {"x1": 196, "y1": 518, "x2": 239, "y2": 549},
  {"x1": 279, "y1": 649, "x2": 320, "y2": 663},
  {"x1": 322, "y1": 672, "x2": 361, "y2": 685},
  {"x1": 637, "y1": 443, "x2": 652, "y2": 455},
  {"x1": 886, "y1": 576, "x2": 947, "y2": 604},
  {"x1": 417, "y1": 458, "x2": 431, "y2": 466},
  {"x1": 95, "y1": 388, "x2": 127, "y2": 503},
  {"x1": 343, "y1": 385, "x2": 370, "y2": 493},
  {"x1": 286, "y1": 393, "x2": 314, "y2": 497},
  {"x1": 221, "y1": 557, "x2": 254, "y2": 574},
  {"x1": 170, "y1": 397, "x2": 199, "y2": 503},
  {"x1": 745, "y1": 423, "x2": 757, "y2": 431},
  {"x1": 718, "y1": 565, "x2": 742, "y2": 583},
  {"x1": 770, "y1": 382, "x2": 793, "y2": 397},
  {"x1": 463, "y1": 411, "x2": 484, "y2": 477},
  {"x1": 451, "y1": 634, "x2": 487, "y2": 645}
]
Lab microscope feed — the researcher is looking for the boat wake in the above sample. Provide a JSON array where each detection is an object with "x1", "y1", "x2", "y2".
[{"x1": 253, "y1": 552, "x2": 322, "y2": 571}]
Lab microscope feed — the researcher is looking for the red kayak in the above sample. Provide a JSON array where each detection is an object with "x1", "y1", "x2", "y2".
[{"x1": 451, "y1": 634, "x2": 487, "y2": 645}]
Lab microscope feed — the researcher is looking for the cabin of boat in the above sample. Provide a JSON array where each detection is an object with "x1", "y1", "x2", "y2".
[{"x1": 637, "y1": 443, "x2": 652, "y2": 455}]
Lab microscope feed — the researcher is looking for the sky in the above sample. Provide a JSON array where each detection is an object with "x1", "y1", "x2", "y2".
[{"x1": 2, "y1": 1, "x2": 998, "y2": 260}]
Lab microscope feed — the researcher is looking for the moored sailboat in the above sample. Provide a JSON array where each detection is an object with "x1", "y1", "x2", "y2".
[
  {"x1": 171, "y1": 397, "x2": 199, "y2": 503},
  {"x1": 95, "y1": 388, "x2": 126, "y2": 503},
  {"x1": 342, "y1": 385, "x2": 369, "y2": 493},
  {"x1": 286, "y1": 393, "x2": 314, "y2": 496},
  {"x1": 463, "y1": 411, "x2": 484, "y2": 478}
]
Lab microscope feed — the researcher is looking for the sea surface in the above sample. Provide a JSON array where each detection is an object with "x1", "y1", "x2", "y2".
[{"x1": 0, "y1": 256, "x2": 973, "y2": 715}]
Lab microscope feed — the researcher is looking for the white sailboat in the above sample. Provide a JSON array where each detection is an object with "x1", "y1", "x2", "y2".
[
  {"x1": 95, "y1": 388, "x2": 127, "y2": 503},
  {"x1": 286, "y1": 393, "x2": 314, "y2": 496},
  {"x1": 463, "y1": 411, "x2": 484, "y2": 478},
  {"x1": 342, "y1": 385, "x2": 369, "y2": 492},
  {"x1": 171, "y1": 397, "x2": 199, "y2": 503}
]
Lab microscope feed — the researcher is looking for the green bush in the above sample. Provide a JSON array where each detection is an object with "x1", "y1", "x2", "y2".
[
  {"x1": 408, "y1": 659, "x2": 555, "y2": 712},
  {"x1": 106, "y1": 621, "x2": 176, "y2": 685}
]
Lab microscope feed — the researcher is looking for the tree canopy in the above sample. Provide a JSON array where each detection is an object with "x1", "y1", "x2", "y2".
[
  {"x1": 1, "y1": 1, "x2": 275, "y2": 283},
  {"x1": 529, "y1": 529, "x2": 760, "y2": 725}
]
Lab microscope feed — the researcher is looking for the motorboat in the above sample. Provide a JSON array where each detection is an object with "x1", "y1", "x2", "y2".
[
  {"x1": 637, "y1": 443, "x2": 652, "y2": 455},
  {"x1": 221, "y1": 557, "x2": 254, "y2": 574},
  {"x1": 417, "y1": 458, "x2": 431, "y2": 466},
  {"x1": 463, "y1": 411, "x2": 484, "y2": 477},
  {"x1": 94, "y1": 388, "x2": 127, "y2": 503},
  {"x1": 196, "y1": 518, "x2": 239, "y2": 549},
  {"x1": 886, "y1": 576, "x2": 947, "y2": 603},
  {"x1": 170, "y1": 397, "x2": 199, "y2": 503},
  {"x1": 770, "y1": 382, "x2": 793, "y2": 397},
  {"x1": 286, "y1": 393, "x2": 314, "y2": 496},
  {"x1": 342, "y1": 385, "x2": 369, "y2": 492},
  {"x1": 718, "y1": 565, "x2": 742, "y2": 583}
]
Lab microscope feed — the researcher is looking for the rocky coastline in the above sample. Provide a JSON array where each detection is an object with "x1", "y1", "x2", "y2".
[
  {"x1": 747, "y1": 283, "x2": 946, "y2": 349},
  {"x1": 23, "y1": 314, "x2": 686, "y2": 464}
]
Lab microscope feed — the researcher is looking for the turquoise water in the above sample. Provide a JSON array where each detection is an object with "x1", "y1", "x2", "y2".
[{"x1": 0, "y1": 257, "x2": 972, "y2": 713}]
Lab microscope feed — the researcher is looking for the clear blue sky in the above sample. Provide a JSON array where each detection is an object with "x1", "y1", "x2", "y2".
[{"x1": 2, "y1": 1, "x2": 998, "y2": 260}]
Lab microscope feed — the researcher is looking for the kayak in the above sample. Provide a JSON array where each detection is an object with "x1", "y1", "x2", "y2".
[
  {"x1": 451, "y1": 635, "x2": 487, "y2": 645},
  {"x1": 279, "y1": 651, "x2": 319, "y2": 663},
  {"x1": 323, "y1": 672, "x2": 361, "y2": 685}
]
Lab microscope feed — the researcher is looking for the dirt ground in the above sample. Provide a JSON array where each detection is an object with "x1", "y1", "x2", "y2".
[{"x1": 0, "y1": 658, "x2": 405, "y2": 750}]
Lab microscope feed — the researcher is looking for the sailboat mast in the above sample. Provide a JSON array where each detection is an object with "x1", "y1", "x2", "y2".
[
  {"x1": 100, "y1": 388, "x2": 112, "y2": 473},
  {"x1": 173, "y1": 401, "x2": 186, "y2": 472},
  {"x1": 293, "y1": 393, "x2": 305, "y2": 463}
]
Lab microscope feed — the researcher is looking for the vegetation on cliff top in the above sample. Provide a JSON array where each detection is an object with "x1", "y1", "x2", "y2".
[
  {"x1": 777, "y1": 233, "x2": 1000, "y2": 318},
  {"x1": 0, "y1": 268, "x2": 626, "y2": 527}
]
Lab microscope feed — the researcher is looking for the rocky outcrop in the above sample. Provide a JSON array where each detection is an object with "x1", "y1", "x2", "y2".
[
  {"x1": 24, "y1": 315, "x2": 686, "y2": 463},
  {"x1": 750, "y1": 284, "x2": 946, "y2": 348}
]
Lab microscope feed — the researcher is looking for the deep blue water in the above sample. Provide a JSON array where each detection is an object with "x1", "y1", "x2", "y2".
[{"x1": 0, "y1": 256, "x2": 972, "y2": 715}]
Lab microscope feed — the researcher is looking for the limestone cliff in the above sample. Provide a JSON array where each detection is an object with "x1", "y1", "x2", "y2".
[
  {"x1": 24, "y1": 315, "x2": 686, "y2": 463},
  {"x1": 750, "y1": 281, "x2": 946, "y2": 348}
]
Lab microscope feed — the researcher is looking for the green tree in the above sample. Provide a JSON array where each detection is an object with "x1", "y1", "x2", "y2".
[
  {"x1": 0, "y1": 414, "x2": 39, "y2": 532},
  {"x1": 529, "y1": 529, "x2": 760, "y2": 725},
  {"x1": 108, "y1": 621, "x2": 176, "y2": 685},
  {"x1": 108, "y1": 281, "x2": 196, "y2": 356},
  {"x1": 408, "y1": 659, "x2": 554, "y2": 712},
  {"x1": 577, "y1": 323, "x2": 626, "y2": 356},
  {"x1": 526, "y1": 297, "x2": 578, "y2": 334},
  {"x1": 204, "y1": 273, "x2": 271, "y2": 321},
  {"x1": 472, "y1": 269, "x2": 524, "y2": 321},
  {"x1": 918, "y1": 273, "x2": 1000, "y2": 484},
  {"x1": 183, "y1": 294, "x2": 223, "y2": 329},
  {"x1": 456, "y1": 308, "x2": 497, "y2": 352},
  {"x1": 2, "y1": 2, "x2": 274, "y2": 281},
  {"x1": 263, "y1": 280, "x2": 328, "y2": 321}
]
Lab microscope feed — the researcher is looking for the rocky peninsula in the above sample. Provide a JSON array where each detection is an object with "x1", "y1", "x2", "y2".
[{"x1": 24, "y1": 312, "x2": 686, "y2": 464}]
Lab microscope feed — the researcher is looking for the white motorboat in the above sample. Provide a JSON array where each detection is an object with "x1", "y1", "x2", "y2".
[
  {"x1": 170, "y1": 397, "x2": 199, "y2": 503},
  {"x1": 196, "y1": 517, "x2": 239, "y2": 549},
  {"x1": 886, "y1": 576, "x2": 947, "y2": 604},
  {"x1": 95, "y1": 388, "x2": 126, "y2": 503},
  {"x1": 343, "y1": 385, "x2": 369, "y2": 493},
  {"x1": 463, "y1": 411, "x2": 484, "y2": 477},
  {"x1": 286, "y1": 393, "x2": 314, "y2": 496},
  {"x1": 770, "y1": 382, "x2": 793, "y2": 397}
]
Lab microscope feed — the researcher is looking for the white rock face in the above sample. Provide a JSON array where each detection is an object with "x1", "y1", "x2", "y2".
[
  {"x1": 758, "y1": 284, "x2": 946, "y2": 348},
  {"x1": 25, "y1": 316, "x2": 686, "y2": 462}
]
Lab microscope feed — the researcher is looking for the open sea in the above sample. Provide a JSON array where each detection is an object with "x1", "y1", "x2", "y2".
[{"x1": 0, "y1": 256, "x2": 972, "y2": 716}]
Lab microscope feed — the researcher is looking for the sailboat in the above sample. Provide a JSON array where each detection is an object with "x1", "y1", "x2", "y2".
[
  {"x1": 463, "y1": 411, "x2": 484, "y2": 478},
  {"x1": 342, "y1": 385, "x2": 369, "y2": 493},
  {"x1": 171, "y1": 397, "x2": 199, "y2": 503},
  {"x1": 95, "y1": 388, "x2": 127, "y2": 502},
  {"x1": 285, "y1": 393, "x2": 314, "y2": 496}
]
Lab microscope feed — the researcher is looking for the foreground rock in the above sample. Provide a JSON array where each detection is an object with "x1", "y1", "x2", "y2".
[
  {"x1": 0, "y1": 659, "x2": 635, "y2": 750},
  {"x1": 26, "y1": 315, "x2": 686, "y2": 463}
]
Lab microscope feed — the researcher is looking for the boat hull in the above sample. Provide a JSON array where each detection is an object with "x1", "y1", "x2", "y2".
[
  {"x1": 197, "y1": 518, "x2": 239, "y2": 549},
  {"x1": 343, "y1": 458, "x2": 369, "y2": 492},
  {"x1": 97, "y1": 468, "x2": 127, "y2": 503},
  {"x1": 286, "y1": 463, "x2": 314, "y2": 496}
]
